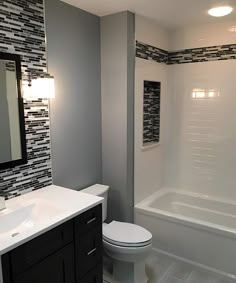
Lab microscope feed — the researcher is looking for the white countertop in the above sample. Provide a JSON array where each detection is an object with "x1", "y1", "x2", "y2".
[{"x1": 0, "y1": 185, "x2": 103, "y2": 255}]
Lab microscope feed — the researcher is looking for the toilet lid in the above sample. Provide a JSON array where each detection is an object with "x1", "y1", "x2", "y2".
[{"x1": 103, "y1": 221, "x2": 152, "y2": 247}]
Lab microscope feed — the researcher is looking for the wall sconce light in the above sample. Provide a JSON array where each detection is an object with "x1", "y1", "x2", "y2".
[{"x1": 23, "y1": 75, "x2": 55, "y2": 99}]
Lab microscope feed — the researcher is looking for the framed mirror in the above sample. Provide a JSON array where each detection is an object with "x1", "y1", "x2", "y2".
[{"x1": 0, "y1": 52, "x2": 27, "y2": 169}]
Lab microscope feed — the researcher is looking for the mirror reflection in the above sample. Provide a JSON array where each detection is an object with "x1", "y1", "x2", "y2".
[{"x1": 0, "y1": 54, "x2": 26, "y2": 168}]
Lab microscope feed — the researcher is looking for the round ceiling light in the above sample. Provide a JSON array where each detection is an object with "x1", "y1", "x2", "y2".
[{"x1": 208, "y1": 6, "x2": 233, "y2": 17}]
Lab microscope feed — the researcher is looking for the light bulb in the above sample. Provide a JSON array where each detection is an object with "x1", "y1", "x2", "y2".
[{"x1": 208, "y1": 6, "x2": 233, "y2": 17}]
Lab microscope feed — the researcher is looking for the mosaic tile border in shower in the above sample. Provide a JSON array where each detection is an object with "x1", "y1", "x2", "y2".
[
  {"x1": 168, "y1": 44, "x2": 236, "y2": 64},
  {"x1": 136, "y1": 41, "x2": 169, "y2": 64},
  {"x1": 0, "y1": 0, "x2": 53, "y2": 197},
  {"x1": 136, "y1": 40, "x2": 236, "y2": 64}
]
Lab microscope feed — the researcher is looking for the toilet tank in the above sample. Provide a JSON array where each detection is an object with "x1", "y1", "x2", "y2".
[{"x1": 81, "y1": 184, "x2": 109, "y2": 222}]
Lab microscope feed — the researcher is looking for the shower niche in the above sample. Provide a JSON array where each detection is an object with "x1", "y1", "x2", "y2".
[{"x1": 143, "y1": 80, "x2": 161, "y2": 146}]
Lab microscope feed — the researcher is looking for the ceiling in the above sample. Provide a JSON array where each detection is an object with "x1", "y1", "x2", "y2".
[{"x1": 60, "y1": 0, "x2": 236, "y2": 30}]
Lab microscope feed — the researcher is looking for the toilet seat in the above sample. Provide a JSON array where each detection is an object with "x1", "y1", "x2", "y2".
[
  {"x1": 103, "y1": 221, "x2": 152, "y2": 248},
  {"x1": 103, "y1": 237, "x2": 152, "y2": 248}
]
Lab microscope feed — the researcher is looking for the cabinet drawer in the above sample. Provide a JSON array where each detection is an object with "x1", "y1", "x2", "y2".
[
  {"x1": 75, "y1": 226, "x2": 102, "y2": 279},
  {"x1": 11, "y1": 220, "x2": 73, "y2": 276},
  {"x1": 74, "y1": 205, "x2": 102, "y2": 237},
  {"x1": 79, "y1": 264, "x2": 103, "y2": 283}
]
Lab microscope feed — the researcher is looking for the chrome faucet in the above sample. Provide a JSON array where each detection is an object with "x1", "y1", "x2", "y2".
[{"x1": 0, "y1": 192, "x2": 9, "y2": 210}]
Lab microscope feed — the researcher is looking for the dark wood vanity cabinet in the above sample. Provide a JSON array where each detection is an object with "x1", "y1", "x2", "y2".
[
  {"x1": 1, "y1": 204, "x2": 103, "y2": 283},
  {"x1": 10, "y1": 244, "x2": 75, "y2": 283}
]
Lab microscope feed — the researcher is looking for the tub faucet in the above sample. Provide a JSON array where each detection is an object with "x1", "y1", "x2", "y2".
[{"x1": 0, "y1": 192, "x2": 9, "y2": 211}]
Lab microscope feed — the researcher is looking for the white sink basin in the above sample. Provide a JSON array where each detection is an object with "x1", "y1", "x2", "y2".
[
  {"x1": 0, "y1": 205, "x2": 33, "y2": 234},
  {"x1": 0, "y1": 199, "x2": 64, "y2": 240},
  {"x1": 0, "y1": 185, "x2": 103, "y2": 255}
]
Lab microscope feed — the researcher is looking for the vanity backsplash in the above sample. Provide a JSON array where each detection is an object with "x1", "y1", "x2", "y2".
[{"x1": 0, "y1": 0, "x2": 53, "y2": 197}]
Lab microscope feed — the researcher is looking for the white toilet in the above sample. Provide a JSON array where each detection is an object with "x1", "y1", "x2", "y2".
[{"x1": 82, "y1": 184, "x2": 152, "y2": 283}]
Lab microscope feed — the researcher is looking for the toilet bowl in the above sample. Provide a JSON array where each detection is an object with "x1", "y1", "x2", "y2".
[
  {"x1": 103, "y1": 221, "x2": 152, "y2": 261},
  {"x1": 103, "y1": 221, "x2": 152, "y2": 283},
  {"x1": 82, "y1": 184, "x2": 153, "y2": 283}
]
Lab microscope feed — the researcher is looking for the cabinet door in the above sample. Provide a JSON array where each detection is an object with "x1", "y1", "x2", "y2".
[
  {"x1": 75, "y1": 225, "x2": 102, "y2": 279},
  {"x1": 79, "y1": 264, "x2": 103, "y2": 283},
  {"x1": 2, "y1": 253, "x2": 11, "y2": 283},
  {"x1": 13, "y1": 244, "x2": 75, "y2": 283},
  {"x1": 11, "y1": 220, "x2": 73, "y2": 276}
]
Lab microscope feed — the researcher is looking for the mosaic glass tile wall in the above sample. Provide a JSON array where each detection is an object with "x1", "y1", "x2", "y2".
[
  {"x1": 143, "y1": 81, "x2": 161, "y2": 145},
  {"x1": 0, "y1": 0, "x2": 52, "y2": 197},
  {"x1": 136, "y1": 41, "x2": 236, "y2": 65}
]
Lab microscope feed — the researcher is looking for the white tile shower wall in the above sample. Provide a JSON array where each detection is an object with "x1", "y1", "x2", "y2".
[
  {"x1": 135, "y1": 16, "x2": 236, "y2": 202},
  {"x1": 135, "y1": 58, "x2": 169, "y2": 204},
  {"x1": 170, "y1": 21, "x2": 236, "y2": 51},
  {"x1": 164, "y1": 21, "x2": 236, "y2": 198},
  {"x1": 134, "y1": 15, "x2": 171, "y2": 204},
  {"x1": 0, "y1": 0, "x2": 53, "y2": 197},
  {"x1": 165, "y1": 60, "x2": 236, "y2": 199}
]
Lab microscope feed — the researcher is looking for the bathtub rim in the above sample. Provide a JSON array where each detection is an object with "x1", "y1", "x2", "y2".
[{"x1": 135, "y1": 188, "x2": 236, "y2": 240}]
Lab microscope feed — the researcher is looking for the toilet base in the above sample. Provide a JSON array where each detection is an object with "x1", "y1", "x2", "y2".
[{"x1": 112, "y1": 259, "x2": 148, "y2": 283}]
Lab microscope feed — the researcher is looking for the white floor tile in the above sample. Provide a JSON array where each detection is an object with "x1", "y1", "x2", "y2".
[
  {"x1": 146, "y1": 252, "x2": 175, "y2": 281},
  {"x1": 162, "y1": 276, "x2": 185, "y2": 283},
  {"x1": 103, "y1": 250, "x2": 236, "y2": 283},
  {"x1": 168, "y1": 262, "x2": 193, "y2": 281},
  {"x1": 149, "y1": 251, "x2": 236, "y2": 283},
  {"x1": 187, "y1": 270, "x2": 234, "y2": 283}
]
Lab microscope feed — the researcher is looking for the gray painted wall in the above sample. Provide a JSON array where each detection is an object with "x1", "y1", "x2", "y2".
[
  {"x1": 45, "y1": 0, "x2": 102, "y2": 190},
  {"x1": 101, "y1": 12, "x2": 135, "y2": 223},
  {"x1": 0, "y1": 62, "x2": 12, "y2": 163}
]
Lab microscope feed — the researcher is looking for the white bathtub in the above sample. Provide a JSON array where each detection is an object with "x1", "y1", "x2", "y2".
[{"x1": 135, "y1": 188, "x2": 236, "y2": 277}]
